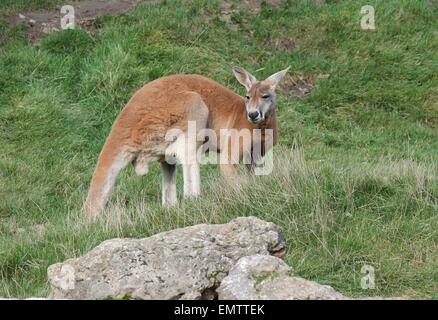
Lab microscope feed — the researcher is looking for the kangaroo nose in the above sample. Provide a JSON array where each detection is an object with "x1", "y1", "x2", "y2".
[{"x1": 248, "y1": 111, "x2": 260, "y2": 121}]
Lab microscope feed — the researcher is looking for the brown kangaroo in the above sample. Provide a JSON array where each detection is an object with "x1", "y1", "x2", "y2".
[{"x1": 83, "y1": 67, "x2": 289, "y2": 216}]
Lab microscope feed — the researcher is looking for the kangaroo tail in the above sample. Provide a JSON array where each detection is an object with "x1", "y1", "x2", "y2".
[{"x1": 83, "y1": 136, "x2": 134, "y2": 217}]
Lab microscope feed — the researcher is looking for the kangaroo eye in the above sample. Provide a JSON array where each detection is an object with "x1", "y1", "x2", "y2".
[
  {"x1": 245, "y1": 95, "x2": 250, "y2": 100},
  {"x1": 262, "y1": 94, "x2": 270, "y2": 99}
]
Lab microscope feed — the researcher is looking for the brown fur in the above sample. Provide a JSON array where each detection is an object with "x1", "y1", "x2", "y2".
[{"x1": 83, "y1": 74, "x2": 279, "y2": 216}]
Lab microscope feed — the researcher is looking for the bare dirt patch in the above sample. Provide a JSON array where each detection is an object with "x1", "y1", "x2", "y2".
[
  {"x1": 236, "y1": 0, "x2": 282, "y2": 11},
  {"x1": 218, "y1": 0, "x2": 282, "y2": 13},
  {"x1": 6, "y1": 0, "x2": 281, "y2": 45},
  {"x1": 216, "y1": 0, "x2": 282, "y2": 31},
  {"x1": 5, "y1": 0, "x2": 157, "y2": 45},
  {"x1": 269, "y1": 36, "x2": 296, "y2": 52},
  {"x1": 280, "y1": 73, "x2": 330, "y2": 100}
]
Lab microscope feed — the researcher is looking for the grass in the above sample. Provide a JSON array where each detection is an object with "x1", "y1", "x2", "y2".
[
  {"x1": 0, "y1": 0, "x2": 437, "y2": 299},
  {"x1": 0, "y1": 0, "x2": 64, "y2": 15}
]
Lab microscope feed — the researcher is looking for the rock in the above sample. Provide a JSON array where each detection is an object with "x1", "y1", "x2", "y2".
[
  {"x1": 217, "y1": 255, "x2": 346, "y2": 300},
  {"x1": 48, "y1": 217, "x2": 286, "y2": 300}
]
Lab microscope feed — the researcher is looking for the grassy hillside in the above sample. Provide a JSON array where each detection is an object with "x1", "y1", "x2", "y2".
[{"x1": 0, "y1": 0, "x2": 437, "y2": 298}]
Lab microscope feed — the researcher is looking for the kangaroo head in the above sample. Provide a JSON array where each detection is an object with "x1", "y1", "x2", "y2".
[{"x1": 233, "y1": 66, "x2": 290, "y2": 124}]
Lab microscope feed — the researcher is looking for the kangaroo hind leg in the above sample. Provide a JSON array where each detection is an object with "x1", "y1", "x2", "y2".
[
  {"x1": 161, "y1": 161, "x2": 177, "y2": 206},
  {"x1": 180, "y1": 93, "x2": 209, "y2": 199}
]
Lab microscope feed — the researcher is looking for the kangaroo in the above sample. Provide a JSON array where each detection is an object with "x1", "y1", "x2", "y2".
[{"x1": 83, "y1": 66, "x2": 289, "y2": 216}]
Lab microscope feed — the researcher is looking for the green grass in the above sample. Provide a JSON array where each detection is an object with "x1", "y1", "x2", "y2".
[{"x1": 0, "y1": 0, "x2": 437, "y2": 299}]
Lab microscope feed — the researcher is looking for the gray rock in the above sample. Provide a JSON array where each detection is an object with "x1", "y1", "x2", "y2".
[
  {"x1": 48, "y1": 217, "x2": 286, "y2": 300},
  {"x1": 217, "y1": 255, "x2": 346, "y2": 300}
]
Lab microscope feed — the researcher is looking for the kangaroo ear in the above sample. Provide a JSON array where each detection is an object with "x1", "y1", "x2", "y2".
[
  {"x1": 232, "y1": 67, "x2": 257, "y2": 91},
  {"x1": 264, "y1": 66, "x2": 290, "y2": 90}
]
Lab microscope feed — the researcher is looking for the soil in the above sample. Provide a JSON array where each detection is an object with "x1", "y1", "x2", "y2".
[
  {"x1": 4, "y1": 0, "x2": 318, "y2": 99},
  {"x1": 4, "y1": 0, "x2": 156, "y2": 45},
  {"x1": 4, "y1": 0, "x2": 283, "y2": 45},
  {"x1": 269, "y1": 36, "x2": 296, "y2": 52},
  {"x1": 280, "y1": 74, "x2": 316, "y2": 100}
]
